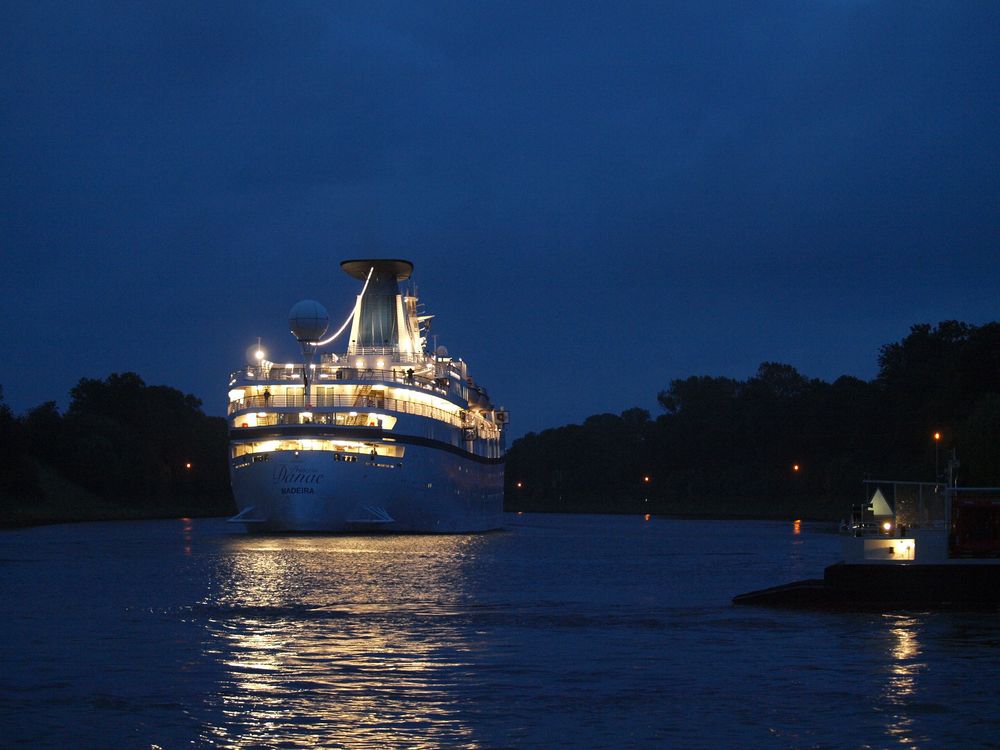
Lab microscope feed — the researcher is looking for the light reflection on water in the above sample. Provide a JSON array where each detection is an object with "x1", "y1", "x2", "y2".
[
  {"x1": 881, "y1": 614, "x2": 924, "y2": 747},
  {"x1": 6, "y1": 516, "x2": 1000, "y2": 749},
  {"x1": 198, "y1": 535, "x2": 485, "y2": 749}
]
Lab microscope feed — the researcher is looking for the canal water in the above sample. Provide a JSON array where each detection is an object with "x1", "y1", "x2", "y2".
[{"x1": 3, "y1": 513, "x2": 1000, "y2": 748}]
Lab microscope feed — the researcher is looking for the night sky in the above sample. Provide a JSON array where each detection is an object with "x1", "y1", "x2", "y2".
[{"x1": 2, "y1": 2, "x2": 998, "y2": 439}]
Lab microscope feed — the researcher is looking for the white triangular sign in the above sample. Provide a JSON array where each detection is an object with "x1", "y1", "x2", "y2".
[{"x1": 869, "y1": 488, "x2": 893, "y2": 516}]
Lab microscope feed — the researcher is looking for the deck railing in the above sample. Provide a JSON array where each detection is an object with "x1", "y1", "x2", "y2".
[
  {"x1": 343, "y1": 347, "x2": 428, "y2": 363},
  {"x1": 230, "y1": 393, "x2": 466, "y2": 429},
  {"x1": 232, "y1": 365, "x2": 448, "y2": 391}
]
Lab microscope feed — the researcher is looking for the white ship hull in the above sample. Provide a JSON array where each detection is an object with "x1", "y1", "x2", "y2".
[{"x1": 230, "y1": 441, "x2": 503, "y2": 533}]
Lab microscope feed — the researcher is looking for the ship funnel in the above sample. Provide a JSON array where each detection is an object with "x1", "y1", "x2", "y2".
[{"x1": 341, "y1": 259, "x2": 413, "y2": 349}]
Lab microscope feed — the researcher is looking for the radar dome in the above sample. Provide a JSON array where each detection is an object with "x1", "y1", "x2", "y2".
[{"x1": 288, "y1": 299, "x2": 330, "y2": 342}]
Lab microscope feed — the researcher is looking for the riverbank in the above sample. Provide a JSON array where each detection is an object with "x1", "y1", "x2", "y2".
[
  {"x1": 0, "y1": 462, "x2": 235, "y2": 528},
  {"x1": 505, "y1": 494, "x2": 846, "y2": 522}
]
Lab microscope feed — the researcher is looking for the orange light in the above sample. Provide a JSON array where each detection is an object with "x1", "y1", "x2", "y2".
[
  {"x1": 792, "y1": 464, "x2": 800, "y2": 472},
  {"x1": 793, "y1": 519, "x2": 801, "y2": 534},
  {"x1": 644, "y1": 513, "x2": 651, "y2": 521},
  {"x1": 882, "y1": 521, "x2": 892, "y2": 532},
  {"x1": 643, "y1": 475, "x2": 651, "y2": 483},
  {"x1": 185, "y1": 462, "x2": 192, "y2": 469},
  {"x1": 934, "y1": 432, "x2": 941, "y2": 442}
]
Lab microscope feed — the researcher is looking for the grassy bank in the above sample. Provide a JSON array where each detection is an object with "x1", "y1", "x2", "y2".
[{"x1": 0, "y1": 461, "x2": 235, "y2": 528}]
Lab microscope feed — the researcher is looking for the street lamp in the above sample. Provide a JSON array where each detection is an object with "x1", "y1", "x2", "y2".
[{"x1": 933, "y1": 431, "x2": 941, "y2": 480}]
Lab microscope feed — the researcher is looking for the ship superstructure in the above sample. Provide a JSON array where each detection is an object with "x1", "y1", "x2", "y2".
[{"x1": 226, "y1": 259, "x2": 507, "y2": 532}]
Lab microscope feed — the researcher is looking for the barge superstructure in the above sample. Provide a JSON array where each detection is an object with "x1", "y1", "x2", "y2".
[
  {"x1": 734, "y1": 477, "x2": 1000, "y2": 607},
  {"x1": 227, "y1": 259, "x2": 507, "y2": 532}
]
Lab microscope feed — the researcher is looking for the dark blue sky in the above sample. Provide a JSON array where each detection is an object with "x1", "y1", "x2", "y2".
[{"x1": 2, "y1": 2, "x2": 998, "y2": 438}]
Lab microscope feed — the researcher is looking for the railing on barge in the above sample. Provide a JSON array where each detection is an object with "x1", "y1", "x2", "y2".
[
  {"x1": 859, "y1": 479, "x2": 948, "y2": 531},
  {"x1": 858, "y1": 480, "x2": 1000, "y2": 530}
]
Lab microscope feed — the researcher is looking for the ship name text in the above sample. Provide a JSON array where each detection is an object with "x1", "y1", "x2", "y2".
[{"x1": 273, "y1": 466, "x2": 325, "y2": 484}]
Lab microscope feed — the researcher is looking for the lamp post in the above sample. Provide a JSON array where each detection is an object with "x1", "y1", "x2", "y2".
[{"x1": 933, "y1": 431, "x2": 941, "y2": 481}]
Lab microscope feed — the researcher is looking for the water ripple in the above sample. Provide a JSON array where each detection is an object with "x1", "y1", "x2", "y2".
[{"x1": 4, "y1": 516, "x2": 1000, "y2": 749}]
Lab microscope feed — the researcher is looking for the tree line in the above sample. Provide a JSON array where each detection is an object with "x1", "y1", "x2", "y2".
[
  {"x1": 504, "y1": 321, "x2": 1000, "y2": 520},
  {"x1": 3, "y1": 321, "x2": 999, "y2": 525},
  {"x1": 1, "y1": 373, "x2": 233, "y2": 525}
]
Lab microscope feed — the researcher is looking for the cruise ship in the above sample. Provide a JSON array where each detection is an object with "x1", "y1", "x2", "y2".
[{"x1": 226, "y1": 259, "x2": 507, "y2": 532}]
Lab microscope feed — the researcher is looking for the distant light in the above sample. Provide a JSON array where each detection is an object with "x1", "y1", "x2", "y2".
[
  {"x1": 185, "y1": 462, "x2": 192, "y2": 470},
  {"x1": 643, "y1": 475, "x2": 651, "y2": 483},
  {"x1": 882, "y1": 521, "x2": 893, "y2": 532},
  {"x1": 644, "y1": 513, "x2": 651, "y2": 522},
  {"x1": 516, "y1": 481, "x2": 523, "y2": 489},
  {"x1": 792, "y1": 464, "x2": 800, "y2": 472},
  {"x1": 934, "y1": 432, "x2": 941, "y2": 442}
]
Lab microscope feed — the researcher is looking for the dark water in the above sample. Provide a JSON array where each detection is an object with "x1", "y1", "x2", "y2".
[{"x1": 3, "y1": 514, "x2": 1000, "y2": 749}]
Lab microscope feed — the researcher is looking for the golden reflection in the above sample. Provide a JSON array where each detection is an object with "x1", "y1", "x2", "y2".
[
  {"x1": 198, "y1": 534, "x2": 485, "y2": 749},
  {"x1": 879, "y1": 614, "x2": 925, "y2": 746},
  {"x1": 180, "y1": 517, "x2": 193, "y2": 556}
]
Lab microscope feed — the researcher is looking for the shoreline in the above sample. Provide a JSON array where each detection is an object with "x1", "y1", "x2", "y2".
[
  {"x1": 2, "y1": 507, "x2": 841, "y2": 530},
  {"x1": 0, "y1": 504, "x2": 235, "y2": 530}
]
